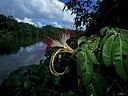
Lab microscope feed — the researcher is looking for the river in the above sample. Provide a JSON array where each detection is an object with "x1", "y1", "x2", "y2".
[{"x1": 0, "y1": 42, "x2": 47, "y2": 84}]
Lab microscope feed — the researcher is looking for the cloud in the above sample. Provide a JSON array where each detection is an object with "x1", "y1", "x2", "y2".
[
  {"x1": 0, "y1": 0, "x2": 75, "y2": 27},
  {"x1": 15, "y1": 17, "x2": 63, "y2": 28},
  {"x1": 16, "y1": 17, "x2": 44, "y2": 27},
  {"x1": 16, "y1": 17, "x2": 35, "y2": 25},
  {"x1": 36, "y1": 22, "x2": 43, "y2": 27},
  {"x1": 51, "y1": 22, "x2": 63, "y2": 28}
]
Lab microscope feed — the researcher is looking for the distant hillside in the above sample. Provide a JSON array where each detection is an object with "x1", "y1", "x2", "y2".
[
  {"x1": 0, "y1": 14, "x2": 73, "y2": 55},
  {"x1": 0, "y1": 14, "x2": 68, "y2": 38}
]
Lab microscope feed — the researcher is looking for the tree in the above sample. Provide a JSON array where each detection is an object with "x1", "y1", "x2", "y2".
[
  {"x1": 64, "y1": 0, "x2": 100, "y2": 31},
  {"x1": 65, "y1": 0, "x2": 128, "y2": 35}
]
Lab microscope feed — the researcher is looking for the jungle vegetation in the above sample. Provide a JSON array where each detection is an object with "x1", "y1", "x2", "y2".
[
  {"x1": 0, "y1": 14, "x2": 66, "y2": 55},
  {"x1": 1, "y1": 0, "x2": 128, "y2": 96}
]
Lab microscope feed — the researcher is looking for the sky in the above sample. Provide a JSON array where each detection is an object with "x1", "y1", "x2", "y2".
[{"x1": 0, "y1": 0, "x2": 75, "y2": 28}]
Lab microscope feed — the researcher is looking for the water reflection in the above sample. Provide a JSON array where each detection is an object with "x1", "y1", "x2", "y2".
[{"x1": 0, "y1": 42, "x2": 47, "y2": 84}]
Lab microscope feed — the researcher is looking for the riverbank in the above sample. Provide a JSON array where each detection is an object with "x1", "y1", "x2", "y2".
[
  {"x1": 0, "y1": 14, "x2": 66, "y2": 55},
  {"x1": 0, "y1": 42, "x2": 47, "y2": 84}
]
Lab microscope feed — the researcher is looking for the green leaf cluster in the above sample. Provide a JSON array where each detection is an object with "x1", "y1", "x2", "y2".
[
  {"x1": 101, "y1": 27, "x2": 128, "y2": 81},
  {"x1": 1, "y1": 27, "x2": 128, "y2": 96}
]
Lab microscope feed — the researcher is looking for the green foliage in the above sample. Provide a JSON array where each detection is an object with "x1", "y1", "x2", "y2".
[
  {"x1": 0, "y1": 58, "x2": 63, "y2": 96},
  {"x1": 0, "y1": 14, "x2": 40, "y2": 55},
  {"x1": 64, "y1": 0, "x2": 99, "y2": 29},
  {"x1": 1, "y1": 27, "x2": 128, "y2": 96},
  {"x1": 64, "y1": 0, "x2": 128, "y2": 36},
  {"x1": 76, "y1": 51, "x2": 93, "y2": 86},
  {"x1": 1, "y1": 1, "x2": 128, "y2": 96},
  {"x1": 76, "y1": 27, "x2": 128, "y2": 95},
  {"x1": 101, "y1": 27, "x2": 128, "y2": 81},
  {"x1": 102, "y1": 35, "x2": 115, "y2": 66}
]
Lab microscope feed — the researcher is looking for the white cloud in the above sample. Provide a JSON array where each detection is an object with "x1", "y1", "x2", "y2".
[
  {"x1": 0, "y1": 0, "x2": 75, "y2": 27},
  {"x1": 16, "y1": 17, "x2": 35, "y2": 25},
  {"x1": 36, "y1": 22, "x2": 43, "y2": 27},
  {"x1": 51, "y1": 22, "x2": 63, "y2": 28},
  {"x1": 16, "y1": 17, "x2": 44, "y2": 28}
]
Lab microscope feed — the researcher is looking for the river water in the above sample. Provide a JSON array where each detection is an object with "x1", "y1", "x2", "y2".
[{"x1": 0, "y1": 42, "x2": 47, "y2": 84}]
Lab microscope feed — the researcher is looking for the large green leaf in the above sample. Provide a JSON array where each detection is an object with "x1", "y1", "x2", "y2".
[
  {"x1": 86, "y1": 49, "x2": 99, "y2": 64},
  {"x1": 100, "y1": 27, "x2": 117, "y2": 47},
  {"x1": 86, "y1": 73, "x2": 107, "y2": 96},
  {"x1": 76, "y1": 51, "x2": 83, "y2": 77},
  {"x1": 93, "y1": 73, "x2": 107, "y2": 95},
  {"x1": 88, "y1": 37, "x2": 100, "y2": 51},
  {"x1": 120, "y1": 34, "x2": 128, "y2": 55},
  {"x1": 102, "y1": 35, "x2": 115, "y2": 66},
  {"x1": 123, "y1": 60, "x2": 128, "y2": 74},
  {"x1": 76, "y1": 51, "x2": 93, "y2": 86},
  {"x1": 113, "y1": 35, "x2": 127, "y2": 81},
  {"x1": 100, "y1": 27, "x2": 117, "y2": 36},
  {"x1": 100, "y1": 27, "x2": 109, "y2": 35},
  {"x1": 78, "y1": 36, "x2": 87, "y2": 45},
  {"x1": 86, "y1": 83, "x2": 97, "y2": 96},
  {"x1": 120, "y1": 29, "x2": 128, "y2": 38}
]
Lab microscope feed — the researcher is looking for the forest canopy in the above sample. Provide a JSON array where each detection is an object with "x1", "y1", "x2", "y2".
[
  {"x1": 0, "y1": 14, "x2": 69, "y2": 55},
  {"x1": 1, "y1": 0, "x2": 128, "y2": 96},
  {"x1": 65, "y1": 0, "x2": 128, "y2": 35}
]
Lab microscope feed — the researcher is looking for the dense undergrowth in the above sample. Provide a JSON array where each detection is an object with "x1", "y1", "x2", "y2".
[{"x1": 1, "y1": 27, "x2": 128, "y2": 96}]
